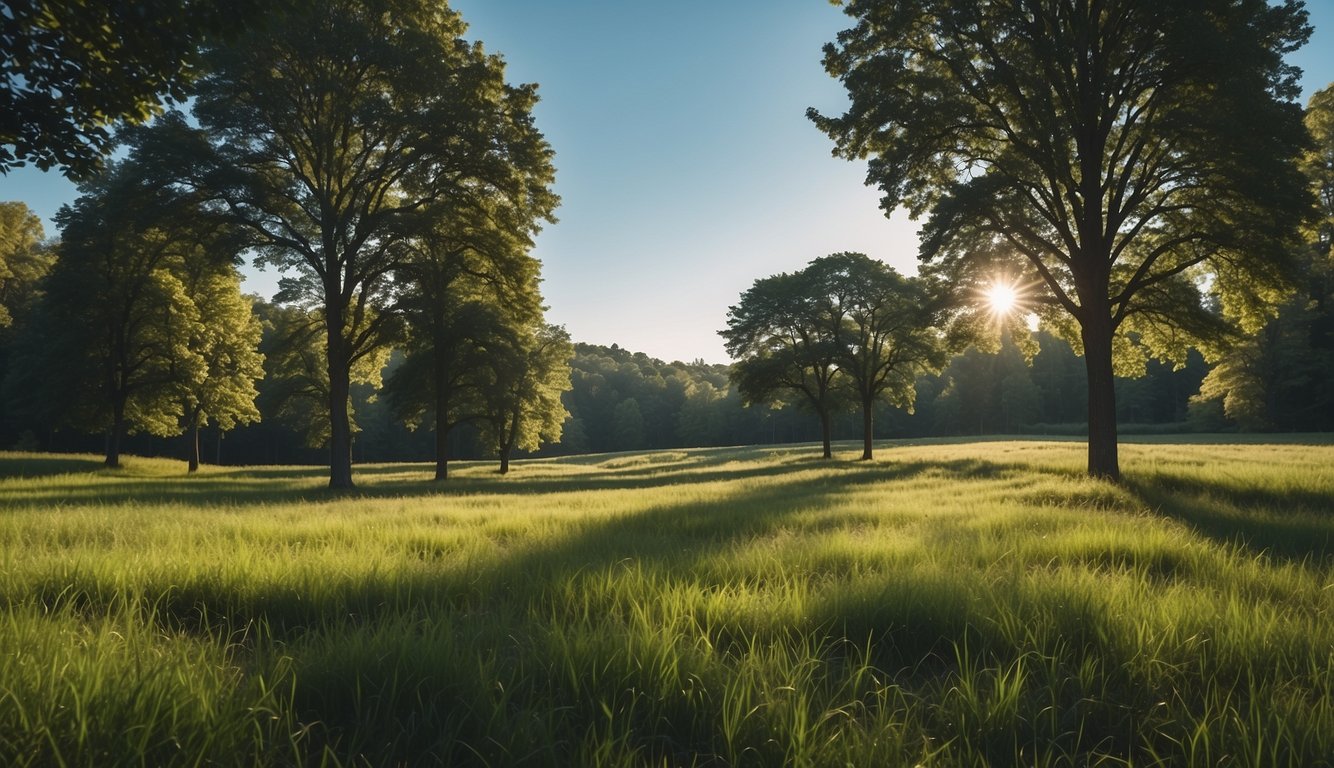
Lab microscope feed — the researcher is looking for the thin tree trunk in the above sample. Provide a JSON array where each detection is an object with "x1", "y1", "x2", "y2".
[
  {"x1": 819, "y1": 410, "x2": 833, "y2": 459},
  {"x1": 105, "y1": 397, "x2": 126, "y2": 468},
  {"x1": 861, "y1": 394, "x2": 874, "y2": 460},
  {"x1": 1081, "y1": 312, "x2": 1120, "y2": 481},
  {"x1": 433, "y1": 351, "x2": 449, "y2": 481},
  {"x1": 433, "y1": 407, "x2": 450, "y2": 481},
  {"x1": 498, "y1": 444, "x2": 511, "y2": 475},
  {"x1": 326, "y1": 308, "x2": 355, "y2": 490},
  {"x1": 187, "y1": 412, "x2": 200, "y2": 473}
]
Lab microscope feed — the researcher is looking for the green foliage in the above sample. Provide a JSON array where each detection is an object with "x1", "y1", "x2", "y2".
[
  {"x1": 0, "y1": 439, "x2": 1332, "y2": 765},
  {"x1": 6, "y1": 155, "x2": 245, "y2": 464},
  {"x1": 0, "y1": 0, "x2": 300, "y2": 177},
  {"x1": 474, "y1": 322, "x2": 573, "y2": 470},
  {"x1": 0, "y1": 202, "x2": 54, "y2": 329},
  {"x1": 812, "y1": 0, "x2": 1315, "y2": 478},
  {"x1": 1189, "y1": 83, "x2": 1334, "y2": 431},
  {"x1": 255, "y1": 301, "x2": 387, "y2": 449},
  {"x1": 179, "y1": 0, "x2": 558, "y2": 487}
]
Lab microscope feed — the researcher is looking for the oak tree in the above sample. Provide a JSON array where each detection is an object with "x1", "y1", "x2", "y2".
[{"x1": 812, "y1": 0, "x2": 1314, "y2": 479}]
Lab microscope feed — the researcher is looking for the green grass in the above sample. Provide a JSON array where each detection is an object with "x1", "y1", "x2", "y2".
[{"x1": 0, "y1": 437, "x2": 1331, "y2": 766}]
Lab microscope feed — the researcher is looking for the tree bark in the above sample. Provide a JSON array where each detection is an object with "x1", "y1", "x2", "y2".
[
  {"x1": 819, "y1": 410, "x2": 833, "y2": 459},
  {"x1": 326, "y1": 305, "x2": 355, "y2": 490},
  {"x1": 186, "y1": 412, "x2": 200, "y2": 473},
  {"x1": 432, "y1": 350, "x2": 449, "y2": 481},
  {"x1": 1081, "y1": 312, "x2": 1120, "y2": 481},
  {"x1": 433, "y1": 405, "x2": 450, "y2": 481},
  {"x1": 498, "y1": 445, "x2": 511, "y2": 475},
  {"x1": 105, "y1": 397, "x2": 126, "y2": 468},
  {"x1": 860, "y1": 395, "x2": 874, "y2": 460}
]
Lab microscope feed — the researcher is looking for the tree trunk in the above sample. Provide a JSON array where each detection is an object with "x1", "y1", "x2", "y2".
[
  {"x1": 186, "y1": 412, "x2": 200, "y2": 473},
  {"x1": 433, "y1": 351, "x2": 449, "y2": 481},
  {"x1": 433, "y1": 406, "x2": 450, "y2": 481},
  {"x1": 1081, "y1": 312, "x2": 1120, "y2": 481},
  {"x1": 105, "y1": 397, "x2": 126, "y2": 468},
  {"x1": 498, "y1": 444, "x2": 511, "y2": 475},
  {"x1": 325, "y1": 307, "x2": 355, "y2": 490},
  {"x1": 819, "y1": 410, "x2": 833, "y2": 459},
  {"x1": 860, "y1": 395, "x2": 874, "y2": 460}
]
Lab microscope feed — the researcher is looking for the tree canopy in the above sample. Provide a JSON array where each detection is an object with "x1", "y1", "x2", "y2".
[
  {"x1": 0, "y1": 0, "x2": 298, "y2": 178},
  {"x1": 811, "y1": 0, "x2": 1314, "y2": 479},
  {"x1": 180, "y1": 0, "x2": 558, "y2": 488}
]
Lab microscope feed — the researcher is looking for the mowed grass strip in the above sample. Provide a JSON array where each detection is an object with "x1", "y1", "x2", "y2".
[{"x1": 0, "y1": 439, "x2": 1331, "y2": 767}]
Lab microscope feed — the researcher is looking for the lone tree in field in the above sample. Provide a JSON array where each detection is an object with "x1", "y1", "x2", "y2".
[
  {"x1": 811, "y1": 0, "x2": 1314, "y2": 479},
  {"x1": 475, "y1": 322, "x2": 573, "y2": 475},
  {"x1": 816, "y1": 253, "x2": 951, "y2": 460},
  {"x1": 722, "y1": 267, "x2": 847, "y2": 459},
  {"x1": 187, "y1": 0, "x2": 557, "y2": 489}
]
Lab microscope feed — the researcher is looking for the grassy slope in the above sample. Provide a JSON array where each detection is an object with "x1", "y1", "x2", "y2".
[{"x1": 0, "y1": 438, "x2": 1331, "y2": 767}]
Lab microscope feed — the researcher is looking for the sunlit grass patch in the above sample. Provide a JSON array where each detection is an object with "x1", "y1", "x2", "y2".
[{"x1": 0, "y1": 437, "x2": 1332, "y2": 765}]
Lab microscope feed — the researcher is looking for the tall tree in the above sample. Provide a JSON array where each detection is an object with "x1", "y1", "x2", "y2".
[
  {"x1": 812, "y1": 0, "x2": 1314, "y2": 479},
  {"x1": 816, "y1": 252, "x2": 952, "y2": 459},
  {"x1": 386, "y1": 197, "x2": 547, "y2": 480},
  {"x1": 187, "y1": 0, "x2": 557, "y2": 489},
  {"x1": 176, "y1": 264, "x2": 265, "y2": 472},
  {"x1": 14, "y1": 160, "x2": 218, "y2": 467},
  {"x1": 0, "y1": 0, "x2": 300, "y2": 177},
  {"x1": 721, "y1": 268, "x2": 848, "y2": 459}
]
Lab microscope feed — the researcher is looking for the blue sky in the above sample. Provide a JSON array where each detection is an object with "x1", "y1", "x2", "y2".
[{"x1": 4, "y1": 1, "x2": 1333, "y2": 363}]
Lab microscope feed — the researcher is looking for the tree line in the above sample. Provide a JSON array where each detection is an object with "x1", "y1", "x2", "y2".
[{"x1": 3, "y1": 0, "x2": 1332, "y2": 482}]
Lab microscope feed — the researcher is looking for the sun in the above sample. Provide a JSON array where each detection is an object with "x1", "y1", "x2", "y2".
[{"x1": 985, "y1": 281, "x2": 1019, "y2": 316}]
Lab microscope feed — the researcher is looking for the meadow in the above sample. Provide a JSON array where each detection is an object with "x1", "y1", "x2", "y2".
[{"x1": 0, "y1": 437, "x2": 1331, "y2": 767}]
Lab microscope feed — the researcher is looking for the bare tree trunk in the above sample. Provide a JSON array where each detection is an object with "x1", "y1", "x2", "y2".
[
  {"x1": 433, "y1": 352, "x2": 449, "y2": 481},
  {"x1": 819, "y1": 410, "x2": 833, "y2": 459},
  {"x1": 433, "y1": 406, "x2": 449, "y2": 481},
  {"x1": 1081, "y1": 313, "x2": 1120, "y2": 481},
  {"x1": 105, "y1": 396, "x2": 126, "y2": 468},
  {"x1": 186, "y1": 412, "x2": 200, "y2": 473},
  {"x1": 860, "y1": 395, "x2": 874, "y2": 460},
  {"x1": 326, "y1": 306, "x2": 355, "y2": 490}
]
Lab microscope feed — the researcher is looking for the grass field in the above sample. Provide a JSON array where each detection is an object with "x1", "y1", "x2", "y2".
[{"x1": 0, "y1": 437, "x2": 1331, "y2": 766}]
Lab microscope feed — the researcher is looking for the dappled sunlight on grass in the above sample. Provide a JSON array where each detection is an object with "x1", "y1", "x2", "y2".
[{"x1": 0, "y1": 438, "x2": 1332, "y2": 765}]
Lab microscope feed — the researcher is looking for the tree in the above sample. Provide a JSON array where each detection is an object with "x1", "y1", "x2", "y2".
[
  {"x1": 476, "y1": 323, "x2": 573, "y2": 474},
  {"x1": 721, "y1": 269, "x2": 847, "y2": 459},
  {"x1": 0, "y1": 201, "x2": 54, "y2": 328},
  {"x1": 816, "y1": 252, "x2": 951, "y2": 459},
  {"x1": 1190, "y1": 82, "x2": 1334, "y2": 431},
  {"x1": 812, "y1": 0, "x2": 1314, "y2": 480},
  {"x1": 184, "y1": 0, "x2": 557, "y2": 489},
  {"x1": 175, "y1": 265, "x2": 264, "y2": 472},
  {"x1": 0, "y1": 0, "x2": 300, "y2": 177},
  {"x1": 13, "y1": 160, "x2": 219, "y2": 467},
  {"x1": 386, "y1": 196, "x2": 547, "y2": 481}
]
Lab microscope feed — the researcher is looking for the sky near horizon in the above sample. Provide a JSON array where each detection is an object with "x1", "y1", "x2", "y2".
[{"x1": 3, "y1": 1, "x2": 1333, "y2": 364}]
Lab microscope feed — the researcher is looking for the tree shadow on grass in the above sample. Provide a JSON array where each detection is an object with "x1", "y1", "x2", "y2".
[{"x1": 1123, "y1": 474, "x2": 1334, "y2": 564}]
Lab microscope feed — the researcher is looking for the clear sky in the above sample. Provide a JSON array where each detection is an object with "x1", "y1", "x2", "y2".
[{"x1": 3, "y1": 1, "x2": 1333, "y2": 364}]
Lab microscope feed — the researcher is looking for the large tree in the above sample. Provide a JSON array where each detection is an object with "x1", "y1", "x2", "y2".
[
  {"x1": 0, "y1": 0, "x2": 299, "y2": 177},
  {"x1": 187, "y1": 0, "x2": 557, "y2": 488},
  {"x1": 721, "y1": 268, "x2": 848, "y2": 459},
  {"x1": 811, "y1": 0, "x2": 1314, "y2": 479}
]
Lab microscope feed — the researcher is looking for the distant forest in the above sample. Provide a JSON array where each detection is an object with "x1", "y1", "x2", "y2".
[{"x1": 3, "y1": 311, "x2": 1329, "y2": 468}]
